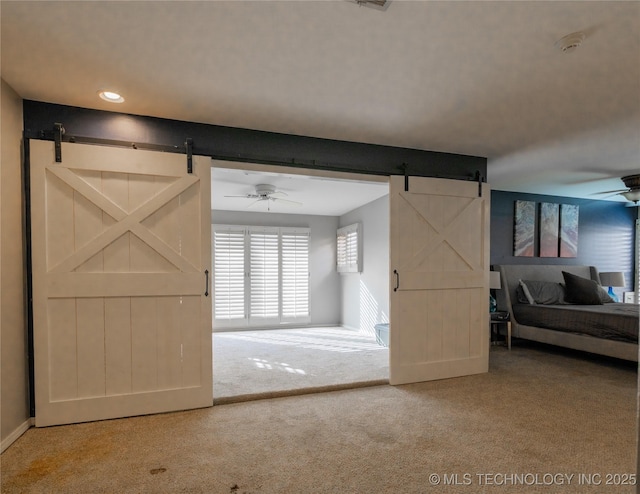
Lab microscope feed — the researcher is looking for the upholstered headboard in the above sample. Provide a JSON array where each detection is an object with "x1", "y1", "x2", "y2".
[{"x1": 493, "y1": 264, "x2": 601, "y2": 318}]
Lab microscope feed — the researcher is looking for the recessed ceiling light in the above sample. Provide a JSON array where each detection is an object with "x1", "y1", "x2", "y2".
[{"x1": 98, "y1": 90, "x2": 124, "y2": 103}]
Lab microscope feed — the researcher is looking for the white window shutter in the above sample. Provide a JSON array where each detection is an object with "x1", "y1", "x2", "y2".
[
  {"x1": 635, "y1": 219, "x2": 640, "y2": 304},
  {"x1": 337, "y1": 223, "x2": 361, "y2": 273},
  {"x1": 214, "y1": 225, "x2": 311, "y2": 328},
  {"x1": 249, "y1": 229, "x2": 280, "y2": 321},
  {"x1": 281, "y1": 229, "x2": 310, "y2": 322},
  {"x1": 213, "y1": 227, "x2": 246, "y2": 324}
]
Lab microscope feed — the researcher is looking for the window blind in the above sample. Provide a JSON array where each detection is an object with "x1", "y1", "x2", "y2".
[
  {"x1": 281, "y1": 230, "x2": 310, "y2": 320},
  {"x1": 213, "y1": 225, "x2": 310, "y2": 328},
  {"x1": 249, "y1": 230, "x2": 280, "y2": 320},
  {"x1": 337, "y1": 223, "x2": 361, "y2": 273},
  {"x1": 213, "y1": 229, "x2": 246, "y2": 321},
  {"x1": 635, "y1": 219, "x2": 639, "y2": 304}
]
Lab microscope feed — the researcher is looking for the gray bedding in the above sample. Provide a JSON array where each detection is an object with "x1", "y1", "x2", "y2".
[
  {"x1": 512, "y1": 303, "x2": 639, "y2": 343},
  {"x1": 494, "y1": 264, "x2": 638, "y2": 361}
]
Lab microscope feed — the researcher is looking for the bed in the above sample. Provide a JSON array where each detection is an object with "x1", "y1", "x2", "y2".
[{"x1": 494, "y1": 264, "x2": 639, "y2": 362}]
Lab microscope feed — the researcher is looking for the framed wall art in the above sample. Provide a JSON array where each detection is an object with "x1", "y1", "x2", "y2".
[
  {"x1": 513, "y1": 200, "x2": 535, "y2": 257},
  {"x1": 559, "y1": 204, "x2": 579, "y2": 258},
  {"x1": 539, "y1": 202, "x2": 559, "y2": 257}
]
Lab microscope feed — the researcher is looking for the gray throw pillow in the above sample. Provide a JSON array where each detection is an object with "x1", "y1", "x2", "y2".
[
  {"x1": 562, "y1": 271, "x2": 603, "y2": 305},
  {"x1": 518, "y1": 280, "x2": 536, "y2": 304},
  {"x1": 520, "y1": 280, "x2": 567, "y2": 305}
]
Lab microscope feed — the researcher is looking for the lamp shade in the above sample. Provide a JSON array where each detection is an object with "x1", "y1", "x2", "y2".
[
  {"x1": 490, "y1": 271, "x2": 501, "y2": 290},
  {"x1": 599, "y1": 272, "x2": 625, "y2": 287}
]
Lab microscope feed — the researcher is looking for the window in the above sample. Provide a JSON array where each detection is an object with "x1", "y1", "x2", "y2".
[
  {"x1": 249, "y1": 229, "x2": 280, "y2": 322},
  {"x1": 213, "y1": 225, "x2": 310, "y2": 328},
  {"x1": 337, "y1": 223, "x2": 361, "y2": 273},
  {"x1": 281, "y1": 230, "x2": 310, "y2": 321},
  {"x1": 635, "y1": 219, "x2": 639, "y2": 304},
  {"x1": 213, "y1": 228, "x2": 246, "y2": 325}
]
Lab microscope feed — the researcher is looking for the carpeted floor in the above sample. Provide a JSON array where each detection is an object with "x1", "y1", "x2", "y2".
[
  {"x1": 213, "y1": 327, "x2": 389, "y2": 403},
  {"x1": 1, "y1": 342, "x2": 637, "y2": 493}
]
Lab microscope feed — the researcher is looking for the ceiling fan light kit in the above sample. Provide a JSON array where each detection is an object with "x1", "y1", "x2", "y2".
[{"x1": 620, "y1": 174, "x2": 640, "y2": 203}]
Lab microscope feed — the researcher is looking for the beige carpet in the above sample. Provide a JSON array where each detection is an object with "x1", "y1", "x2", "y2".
[
  {"x1": 213, "y1": 327, "x2": 389, "y2": 403},
  {"x1": 1, "y1": 342, "x2": 637, "y2": 493}
]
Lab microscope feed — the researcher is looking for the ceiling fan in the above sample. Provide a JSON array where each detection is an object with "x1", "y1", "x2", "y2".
[
  {"x1": 595, "y1": 174, "x2": 640, "y2": 204},
  {"x1": 224, "y1": 184, "x2": 302, "y2": 211}
]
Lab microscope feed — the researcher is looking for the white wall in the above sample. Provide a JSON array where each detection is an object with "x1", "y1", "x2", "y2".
[
  {"x1": 339, "y1": 195, "x2": 389, "y2": 336},
  {"x1": 1, "y1": 79, "x2": 30, "y2": 452},
  {"x1": 212, "y1": 210, "x2": 341, "y2": 326}
]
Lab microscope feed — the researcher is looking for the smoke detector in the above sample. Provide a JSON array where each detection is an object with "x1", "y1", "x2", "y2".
[
  {"x1": 555, "y1": 31, "x2": 586, "y2": 53},
  {"x1": 349, "y1": 0, "x2": 390, "y2": 11}
]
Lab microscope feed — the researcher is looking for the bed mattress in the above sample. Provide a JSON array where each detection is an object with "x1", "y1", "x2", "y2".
[{"x1": 512, "y1": 303, "x2": 639, "y2": 343}]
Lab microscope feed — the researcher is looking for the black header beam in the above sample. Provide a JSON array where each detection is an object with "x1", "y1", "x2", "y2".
[{"x1": 23, "y1": 100, "x2": 487, "y2": 181}]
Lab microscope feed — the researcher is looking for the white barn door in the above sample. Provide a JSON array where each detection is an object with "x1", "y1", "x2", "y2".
[
  {"x1": 30, "y1": 140, "x2": 212, "y2": 427},
  {"x1": 389, "y1": 175, "x2": 490, "y2": 385}
]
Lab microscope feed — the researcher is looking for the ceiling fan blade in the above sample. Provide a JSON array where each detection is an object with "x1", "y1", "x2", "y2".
[
  {"x1": 591, "y1": 189, "x2": 627, "y2": 195},
  {"x1": 245, "y1": 199, "x2": 262, "y2": 209},
  {"x1": 271, "y1": 197, "x2": 302, "y2": 206},
  {"x1": 270, "y1": 191, "x2": 288, "y2": 197},
  {"x1": 224, "y1": 194, "x2": 260, "y2": 198}
]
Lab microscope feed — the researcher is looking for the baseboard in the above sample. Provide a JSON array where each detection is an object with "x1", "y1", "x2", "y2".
[
  {"x1": 341, "y1": 325, "x2": 359, "y2": 332},
  {"x1": 1, "y1": 417, "x2": 33, "y2": 454},
  {"x1": 214, "y1": 323, "x2": 343, "y2": 333}
]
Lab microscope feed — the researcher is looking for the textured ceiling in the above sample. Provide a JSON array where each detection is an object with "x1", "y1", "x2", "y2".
[
  {"x1": 2, "y1": 0, "x2": 639, "y2": 205},
  {"x1": 212, "y1": 165, "x2": 389, "y2": 216}
]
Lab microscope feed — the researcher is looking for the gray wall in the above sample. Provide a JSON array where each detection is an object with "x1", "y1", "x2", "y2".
[
  {"x1": 212, "y1": 210, "x2": 341, "y2": 327},
  {"x1": 339, "y1": 195, "x2": 389, "y2": 336},
  {"x1": 490, "y1": 190, "x2": 637, "y2": 300},
  {"x1": 1, "y1": 79, "x2": 30, "y2": 451}
]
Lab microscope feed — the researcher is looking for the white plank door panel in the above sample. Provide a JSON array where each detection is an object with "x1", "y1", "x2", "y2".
[
  {"x1": 389, "y1": 175, "x2": 490, "y2": 385},
  {"x1": 30, "y1": 140, "x2": 212, "y2": 426}
]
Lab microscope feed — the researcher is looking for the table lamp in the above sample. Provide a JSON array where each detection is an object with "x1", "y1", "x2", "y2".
[{"x1": 599, "y1": 272, "x2": 625, "y2": 303}]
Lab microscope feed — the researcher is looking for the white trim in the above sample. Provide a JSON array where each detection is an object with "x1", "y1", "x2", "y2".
[{"x1": 1, "y1": 418, "x2": 33, "y2": 454}]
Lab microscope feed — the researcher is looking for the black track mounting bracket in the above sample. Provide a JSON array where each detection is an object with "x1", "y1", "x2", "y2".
[
  {"x1": 53, "y1": 123, "x2": 65, "y2": 162},
  {"x1": 400, "y1": 163, "x2": 409, "y2": 192},
  {"x1": 185, "y1": 138, "x2": 193, "y2": 174},
  {"x1": 475, "y1": 170, "x2": 484, "y2": 197}
]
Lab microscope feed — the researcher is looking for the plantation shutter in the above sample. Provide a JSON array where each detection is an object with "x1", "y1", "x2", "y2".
[
  {"x1": 337, "y1": 223, "x2": 361, "y2": 273},
  {"x1": 281, "y1": 228, "x2": 310, "y2": 323},
  {"x1": 213, "y1": 227, "x2": 247, "y2": 327},
  {"x1": 249, "y1": 228, "x2": 280, "y2": 324},
  {"x1": 635, "y1": 219, "x2": 639, "y2": 304}
]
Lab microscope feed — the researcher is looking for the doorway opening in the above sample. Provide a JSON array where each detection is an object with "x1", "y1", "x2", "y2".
[{"x1": 211, "y1": 160, "x2": 390, "y2": 402}]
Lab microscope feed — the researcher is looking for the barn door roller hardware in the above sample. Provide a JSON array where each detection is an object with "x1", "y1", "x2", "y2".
[
  {"x1": 400, "y1": 163, "x2": 409, "y2": 192},
  {"x1": 475, "y1": 170, "x2": 484, "y2": 197},
  {"x1": 185, "y1": 138, "x2": 193, "y2": 174},
  {"x1": 54, "y1": 123, "x2": 65, "y2": 162},
  {"x1": 42, "y1": 123, "x2": 195, "y2": 171}
]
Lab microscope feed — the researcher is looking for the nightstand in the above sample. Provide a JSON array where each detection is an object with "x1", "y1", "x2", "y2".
[{"x1": 490, "y1": 311, "x2": 511, "y2": 350}]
